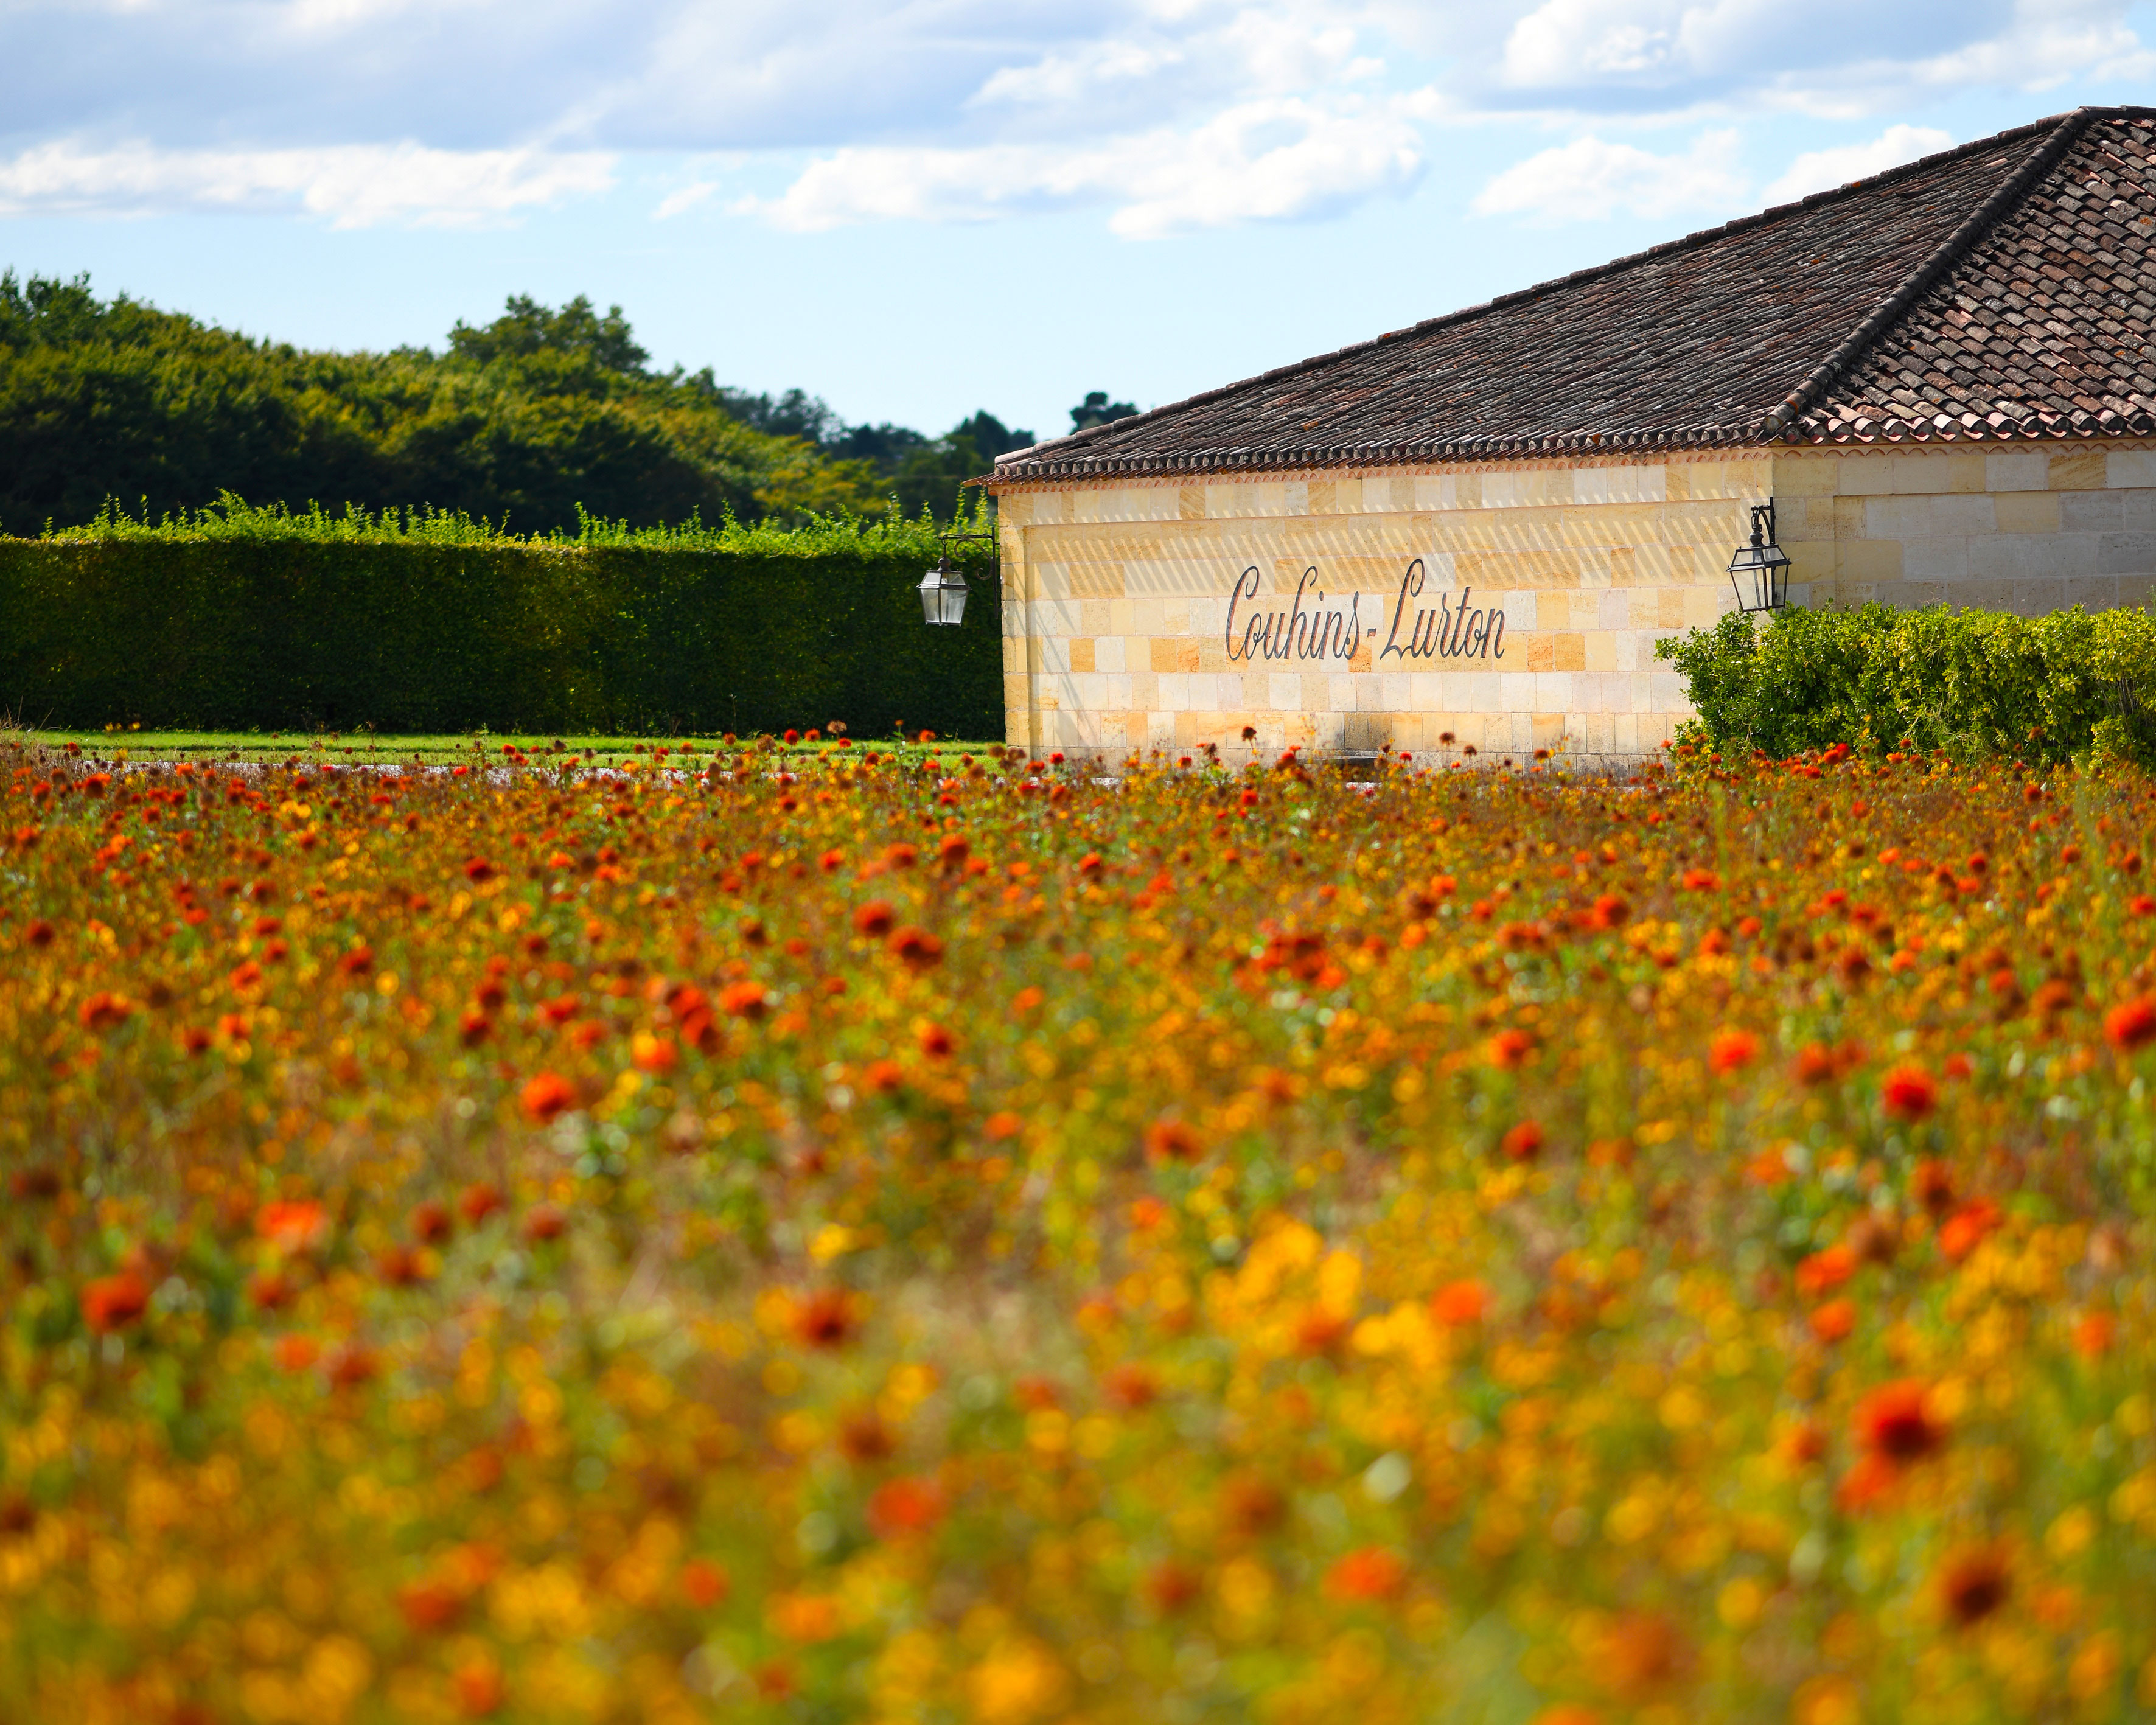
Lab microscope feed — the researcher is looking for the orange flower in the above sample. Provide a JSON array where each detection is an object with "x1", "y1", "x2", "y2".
[
  {"x1": 680, "y1": 1558, "x2": 730, "y2": 1609},
  {"x1": 1795, "y1": 1243, "x2": 1857, "y2": 1297},
  {"x1": 273, "y1": 1333, "x2": 320, "y2": 1371},
  {"x1": 718, "y1": 980, "x2": 768, "y2": 1019},
  {"x1": 867, "y1": 1476, "x2": 945, "y2": 1539},
  {"x1": 80, "y1": 1270, "x2": 150, "y2": 1333},
  {"x1": 458, "y1": 1183, "x2": 505, "y2": 1225},
  {"x1": 1487, "y1": 1028, "x2": 1535, "y2": 1069},
  {"x1": 1104, "y1": 1363, "x2": 1159, "y2": 1409},
  {"x1": 1143, "y1": 1119, "x2": 1202, "y2": 1163},
  {"x1": 1431, "y1": 1278, "x2": 1489, "y2": 1325},
  {"x1": 630, "y1": 1031, "x2": 679, "y2": 1073},
  {"x1": 1708, "y1": 1028, "x2": 1759, "y2": 1073},
  {"x1": 2074, "y1": 1312, "x2": 2116, "y2": 1357},
  {"x1": 792, "y1": 1289, "x2": 859, "y2": 1349},
  {"x1": 1323, "y1": 1547, "x2": 1406, "y2": 1602},
  {"x1": 1592, "y1": 1612, "x2": 1692, "y2": 1696},
  {"x1": 257, "y1": 1199, "x2": 329, "y2": 1253},
  {"x1": 1939, "y1": 1199, "x2": 2001, "y2": 1263},
  {"x1": 1500, "y1": 1120, "x2": 1544, "y2": 1161},
  {"x1": 852, "y1": 899, "x2": 895, "y2": 937},
  {"x1": 1880, "y1": 1064, "x2": 1938, "y2": 1120},
  {"x1": 916, "y1": 1022, "x2": 955, "y2": 1059},
  {"x1": 452, "y1": 1659, "x2": 503, "y2": 1716},
  {"x1": 1809, "y1": 1298, "x2": 1857, "y2": 1343},
  {"x1": 520, "y1": 1071, "x2": 576, "y2": 1123}
]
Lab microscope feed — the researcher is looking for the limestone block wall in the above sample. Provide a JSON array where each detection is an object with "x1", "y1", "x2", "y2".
[
  {"x1": 992, "y1": 455, "x2": 1765, "y2": 763},
  {"x1": 988, "y1": 441, "x2": 2156, "y2": 763},
  {"x1": 1778, "y1": 444, "x2": 2156, "y2": 616}
]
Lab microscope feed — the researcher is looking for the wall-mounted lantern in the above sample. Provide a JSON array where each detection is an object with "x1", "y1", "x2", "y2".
[
  {"x1": 1728, "y1": 501, "x2": 1792, "y2": 613},
  {"x1": 920, "y1": 531, "x2": 997, "y2": 627}
]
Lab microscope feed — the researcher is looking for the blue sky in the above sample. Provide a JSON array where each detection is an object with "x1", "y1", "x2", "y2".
[{"x1": 6, "y1": 1, "x2": 2156, "y2": 445}]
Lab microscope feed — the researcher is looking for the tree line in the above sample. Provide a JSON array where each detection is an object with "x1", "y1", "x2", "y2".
[{"x1": 0, "y1": 272, "x2": 1138, "y2": 536}]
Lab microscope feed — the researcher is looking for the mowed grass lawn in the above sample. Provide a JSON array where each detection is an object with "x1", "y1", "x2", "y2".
[{"x1": 6, "y1": 736, "x2": 2156, "y2": 1723}]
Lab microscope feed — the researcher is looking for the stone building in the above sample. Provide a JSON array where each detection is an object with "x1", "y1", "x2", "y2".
[{"x1": 982, "y1": 106, "x2": 2156, "y2": 763}]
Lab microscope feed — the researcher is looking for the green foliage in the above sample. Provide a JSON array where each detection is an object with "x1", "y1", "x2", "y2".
[
  {"x1": 0, "y1": 500, "x2": 1004, "y2": 739},
  {"x1": 1070, "y1": 390, "x2": 1138, "y2": 431},
  {"x1": 1656, "y1": 601, "x2": 2156, "y2": 767},
  {"x1": 0, "y1": 274, "x2": 895, "y2": 535}
]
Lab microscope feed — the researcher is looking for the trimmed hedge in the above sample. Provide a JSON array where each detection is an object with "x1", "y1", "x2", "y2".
[
  {"x1": 1656, "y1": 601, "x2": 2156, "y2": 767},
  {"x1": 0, "y1": 501, "x2": 1003, "y2": 737}
]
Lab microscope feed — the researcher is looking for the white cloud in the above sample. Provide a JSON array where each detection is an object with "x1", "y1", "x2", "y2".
[
  {"x1": 1, "y1": 0, "x2": 2152, "y2": 234},
  {"x1": 1471, "y1": 127, "x2": 1746, "y2": 223},
  {"x1": 0, "y1": 138, "x2": 616, "y2": 226},
  {"x1": 1761, "y1": 123, "x2": 1954, "y2": 206},
  {"x1": 652, "y1": 181, "x2": 719, "y2": 220},
  {"x1": 1486, "y1": 0, "x2": 2154, "y2": 118},
  {"x1": 739, "y1": 92, "x2": 1433, "y2": 239}
]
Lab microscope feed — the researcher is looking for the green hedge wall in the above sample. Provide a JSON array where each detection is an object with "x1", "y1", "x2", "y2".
[
  {"x1": 1655, "y1": 601, "x2": 2156, "y2": 768},
  {"x1": 0, "y1": 509, "x2": 1003, "y2": 737}
]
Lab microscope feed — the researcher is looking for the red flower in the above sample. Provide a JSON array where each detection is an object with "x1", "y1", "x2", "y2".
[
  {"x1": 1880, "y1": 1064, "x2": 1937, "y2": 1121},
  {"x1": 888, "y1": 927, "x2": 944, "y2": 971},
  {"x1": 1708, "y1": 1028, "x2": 1760, "y2": 1073},
  {"x1": 1854, "y1": 1379, "x2": 1946, "y2": 1465},
  {"x1": 337, "y1": 945, "x2": 374, "y2": 977},
  {"x1": 520, "y1": 1204, "x2": 566, "y2": 1244},
  {"x1": 411, "y1": 1201, "x2": 453, "y2": 1244},
  {"x1": 1323, "y1": 1547, "x2": 1407, "y2": 1602},
  {"x1": 463, "y1": 858, "x2": 497, "y2": 882},
  {"x1": 1936, "y1": 1546, "x2": 2010, "y2": 1626},
  {"x1": 81, "y1": 1270, "x2": 151, "y2": 1333},
  {"x1": 77, "y1": 991, "x2": 134, "y2": 1031},
  {"x1": 1144, "y1": 1561, "x2": 1203, "y2": 1612},
  {"x1": 853, "y1": 899, "x2": 895, "y2": 937},
  {"x1": 1500, "y1": 1120, "x2": 1544, "y2": 1161},
  {"x1": 917, "y1": 1023, "x2": 955, "y2": 1059},
  {"x1": 1144, "y1": 1119, "x2": 1202, "y2": 1163},
  {"x1": 2105, "y1": 997, "x2": 2156, "y2": 1053},
  {"x1": 1105, "y1": 1363, "x2": 1159, "y2": 1409},
  {"x1": 520, "y1": 1071, "x2": 576, "y2": 1123}
]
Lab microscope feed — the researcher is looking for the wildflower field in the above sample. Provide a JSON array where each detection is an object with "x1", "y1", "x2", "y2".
[{"x1": 7, "y1": 734, "x2": 2156, "y2": 1725}]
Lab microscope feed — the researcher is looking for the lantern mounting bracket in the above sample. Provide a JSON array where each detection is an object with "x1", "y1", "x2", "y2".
[{"x1": 1728, "y1": 500, "x2": 1793, "y2": 614}]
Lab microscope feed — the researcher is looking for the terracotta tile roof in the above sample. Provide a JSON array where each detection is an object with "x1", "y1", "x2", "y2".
[{"x1": 990, "y1": 107, "x2": 2156, "y2": 486}]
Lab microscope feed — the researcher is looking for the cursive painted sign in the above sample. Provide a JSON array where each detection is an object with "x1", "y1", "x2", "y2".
[
  {"x1": 1224, "y1": 567, "x2": 1362, "y2": 663},
  {"x1": 1224, "y1": 560, "x2": 1505, "y2": 666},
  {"x1": 1379, "y1": 559, "x2": 1504, "y2": 661}
]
